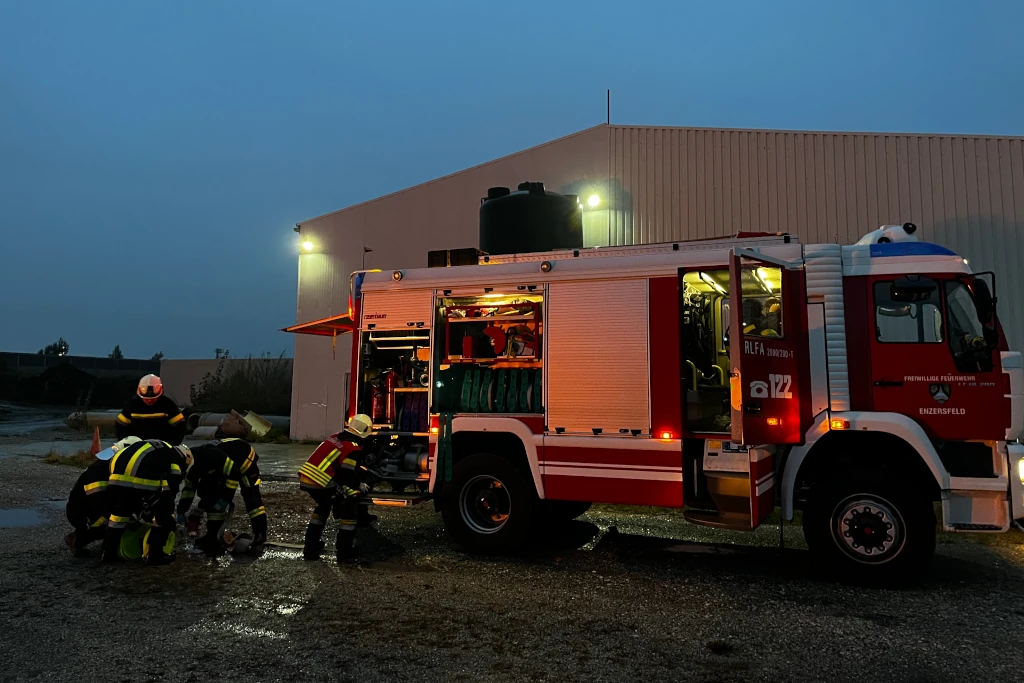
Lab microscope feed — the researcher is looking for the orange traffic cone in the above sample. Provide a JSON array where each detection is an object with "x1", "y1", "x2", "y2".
[{"x1": 90, "y1": 426, "x2": 102, "y2": 456}]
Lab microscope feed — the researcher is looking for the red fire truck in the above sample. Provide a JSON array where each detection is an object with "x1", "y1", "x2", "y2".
[{"x1": 332, "y1": 222, "x2": 1023, "y2": 583}]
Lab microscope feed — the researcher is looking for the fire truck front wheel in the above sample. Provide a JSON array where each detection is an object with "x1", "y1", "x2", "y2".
[
  {"x1": 441, "y1": 454, "x2": 533, "y2": 554},
  {"x1": 803, "y1": 472, "x2": 936, "y2": 585}
]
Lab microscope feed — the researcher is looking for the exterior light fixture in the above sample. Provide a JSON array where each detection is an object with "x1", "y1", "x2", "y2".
[
  {"x1": 540, "y1": 261, "x2": 553, "y2": 273},
  {"x1": 587, "y1": 194, "x2": 600, "y2": 208},
  {"x1": 301, "y1": 241, "x2": 314, "y2": 252},
  {"x1": 392, "y1": 270, "x2": 404, "y2": 281}
]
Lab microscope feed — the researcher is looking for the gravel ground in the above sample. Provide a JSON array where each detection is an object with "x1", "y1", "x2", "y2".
[{"x1": 1, "y1": 455, "x2": 1023, "y2": 683}]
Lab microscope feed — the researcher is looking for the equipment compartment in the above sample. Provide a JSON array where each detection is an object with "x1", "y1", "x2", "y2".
[
  {"x1": 357, "y1": 328, "x2": 431, "y2": 434},
  {"x1": 433, "y1": 292, "x2": 544, "y2": 414}
]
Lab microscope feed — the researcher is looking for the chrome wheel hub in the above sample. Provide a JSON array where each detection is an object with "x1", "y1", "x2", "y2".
[
  {"x1": 459, "y1": 475, "x2": 511, "y2": 535},
  {"x1": 832, "y1": 494, "x2": 905, "y2": 564}
]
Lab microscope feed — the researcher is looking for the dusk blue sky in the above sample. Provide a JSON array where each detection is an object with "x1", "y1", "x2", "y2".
[{"x1": 2, "y1": 1, "x2": 1021, "y2": 359}]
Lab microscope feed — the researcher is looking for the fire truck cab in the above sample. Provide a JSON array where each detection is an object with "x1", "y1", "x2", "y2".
[{"x1": 339, "y1": 223, "x2": 1023, "y2": 583}]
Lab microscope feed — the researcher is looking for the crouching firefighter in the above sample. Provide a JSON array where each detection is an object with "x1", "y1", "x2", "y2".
[
  {"x1": 102, "y1": 439, "x2": 191, "y2": 565},
  {"x1": 175, "y1": 440, "x2": 257, "y2": 555},
  {"x1": 299, "y1": 414, "x2": 378, "y2": 563},
  {"x1": 64, "y1": 439, "x2": 129, "y2": 557}
]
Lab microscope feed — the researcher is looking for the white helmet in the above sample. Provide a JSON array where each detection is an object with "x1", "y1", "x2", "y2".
[
  {"x1": 137, "y1": 374, "x2": 164, "y2": 403},
  {"x1": 345, "y1": 414, "x2": 373, "y2": 439},
  {"x1": 174, "y1": 443, "x2": 193, "y2": 466},
  {"x1": 99, "y1": 435, "x2": 142, "y2": 462},
  {"x1": 112, "y1": 436, "x2": 142, "y2": 453}
]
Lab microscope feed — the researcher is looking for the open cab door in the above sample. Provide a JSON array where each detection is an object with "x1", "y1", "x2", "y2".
[
  {"x1": 683, "y1": 250, "x2": 810, "y2": 531},
  {"x1": 724, "y1": 249, "x2": 809, "y2": 528}
]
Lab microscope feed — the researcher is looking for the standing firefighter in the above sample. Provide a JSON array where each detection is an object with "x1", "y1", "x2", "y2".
[
  {"x1": 63, "y1": 440, "x2": 129, "y2": 557},
  {"x1": 115, "y1": 374, "x2": 186, "y2": 445},
  {"x1": 299, "y1": 414, "x2": 376, "y2": 563},
  {"x1": 176, "y1": 438, "x2": 269, "y2": 554},
  {"x1": 102, "y1": 439, "x2": 191, "y2": 565}
]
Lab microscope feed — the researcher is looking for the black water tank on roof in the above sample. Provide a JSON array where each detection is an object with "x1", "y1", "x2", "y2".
[{"x1": 479, "y1": 181, "x2": 583, "y2": 255}]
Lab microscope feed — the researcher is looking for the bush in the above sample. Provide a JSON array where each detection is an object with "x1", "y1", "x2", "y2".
[
  {"x1": 42, "y1": 449, "x2": 96, "y2": 468},
  {"x1": 189, "y1": 353, "x2": 291, "y2": 416}
]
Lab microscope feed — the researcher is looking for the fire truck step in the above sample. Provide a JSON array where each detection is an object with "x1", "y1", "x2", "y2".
[
  {"x1": 682, "y1": 509, "x2": 753, "y2": 531},
  {"x1": 949, "y1": 523, "x2": 1004, "y2": 532},
  {"x1": 367, "y1": 493, "x2": 432, "y2": 508}
]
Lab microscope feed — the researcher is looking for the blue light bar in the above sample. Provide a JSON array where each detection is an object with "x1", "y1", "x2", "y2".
[{"x1": 869, "y1": 242, "x2": 957, "y2": 258}]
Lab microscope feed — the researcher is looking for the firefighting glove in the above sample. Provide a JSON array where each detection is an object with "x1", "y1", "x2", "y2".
[{"x1": 358, "y1": 481, "x2": 371, "y2": 494}]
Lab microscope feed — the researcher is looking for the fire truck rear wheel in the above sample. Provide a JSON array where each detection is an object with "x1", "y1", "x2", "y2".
[
  {"x1": 803, "y1": 472, "x2": 935, "y2": 585},
  {"x1": 441, "y1": 454, "x2": 533, "y2": 554}
]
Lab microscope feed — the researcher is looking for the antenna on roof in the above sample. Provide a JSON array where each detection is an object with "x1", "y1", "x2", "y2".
[{"x1": 606, "y1": 89, "x2": 611, "y2": 125}]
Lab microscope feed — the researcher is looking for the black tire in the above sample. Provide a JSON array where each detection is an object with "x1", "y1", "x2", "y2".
[
  {"x1": 803, "y1": 471, "x2": 935, "y2": 586},
  {"x1": 441, "y1": 453, "x2": 534, "y2": 554},
  {"x1": 538, "y1": 500, "x2": 592, "y2": 522}
]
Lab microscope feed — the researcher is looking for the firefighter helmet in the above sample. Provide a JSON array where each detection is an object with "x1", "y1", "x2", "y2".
[
  {"x1": 137, "y1": 374, "x2": 164, "y2": 404},
  {"x1": 111, "y1": 436, "x2": 142, "y2": 454},
  {"x1": 174, "y1": 443, "x2": 193, "y2": 467},
  {"x1": 345, "y1": 414, "x2": 374, "y2": 439}
]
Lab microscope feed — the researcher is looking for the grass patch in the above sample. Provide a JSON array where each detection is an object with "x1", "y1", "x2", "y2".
[{"x1": 42, "y1": 449, "x2": 96, "y2": 468}]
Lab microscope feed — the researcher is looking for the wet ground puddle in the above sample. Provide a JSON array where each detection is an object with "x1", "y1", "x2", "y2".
[{"x1": 0, "y1": 508, "x2": 45, "y2": 527}]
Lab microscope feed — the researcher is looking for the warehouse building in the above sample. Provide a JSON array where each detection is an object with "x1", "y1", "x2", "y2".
[{"x1": 287, "y1": 123, "x2": 1024, "y2": 440}]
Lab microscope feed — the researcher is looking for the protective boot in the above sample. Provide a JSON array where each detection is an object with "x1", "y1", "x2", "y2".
[
  {"x1": 335, "y1": 527, "x2": 357, "y2": 564},
  {"x1": 303, "y1": 523, "x2": 326, "y2": 561},
  {"x1": 101, "y1": 527, "x2": 125, "y2": 563},
  {"x1": 65, "y1": 531, "x2": 92, "y2": 558},
  {"x1": 357, "y1": 505, "x2": 377, "y2": 528},
  {"x1": 145, "y1": 526, "x2": 175, "y2": 566},
  {"x1": 194, "y1": 519, "x2": 226, "y2": 556},
  {"x1": 71, "y1": 526, "x2": 104, "y2": 558},
  {"x1": 250, "y1": 514, "x2": 268, "y2": 547}
]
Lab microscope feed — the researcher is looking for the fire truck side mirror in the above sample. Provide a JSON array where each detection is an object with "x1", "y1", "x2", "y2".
[{"x1": 890, "y1": 277, "x2": 937, "y2": 303}]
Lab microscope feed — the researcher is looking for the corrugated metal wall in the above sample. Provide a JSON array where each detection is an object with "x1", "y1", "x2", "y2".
[
  {"x1": 292, "y1": 124, "x2": 1024, "y2": 439},
  {"x1": 605, "y1": 125, "x2": 1024, "y2": 354}
]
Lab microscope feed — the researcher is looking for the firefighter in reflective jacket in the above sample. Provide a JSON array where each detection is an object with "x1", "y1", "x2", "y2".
[
  {"x1": 299, "y1": 414, "x2": 376, "y2": 563},
  {"x1": 177, "y1": 438, "x2": 268, "y2": 548},
  {"x1": 63, "y1": 440, "x2": 126, "y2": 557},
  {"x1": 175, "y1": 440, "x2": 251, "y2": 555},
  {"x1": 101, "y1": 439, "x2": 191, "y2": 565},
  {"x1": 115, "y1": 374, "x2": 186, "y2": 446}
]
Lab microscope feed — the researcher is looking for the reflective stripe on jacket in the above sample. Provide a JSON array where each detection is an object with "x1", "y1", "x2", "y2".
[{"x1": 298, "y1": 437, "x2": 361, "y2": 490}]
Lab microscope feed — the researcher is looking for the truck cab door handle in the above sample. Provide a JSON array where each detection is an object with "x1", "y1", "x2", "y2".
[
  {"x1": 873, "y1": 380, "x2": 904, "y2": 387},
  {"x1": 744, "y1": 402, "x2": 762, "y2": 414}
]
